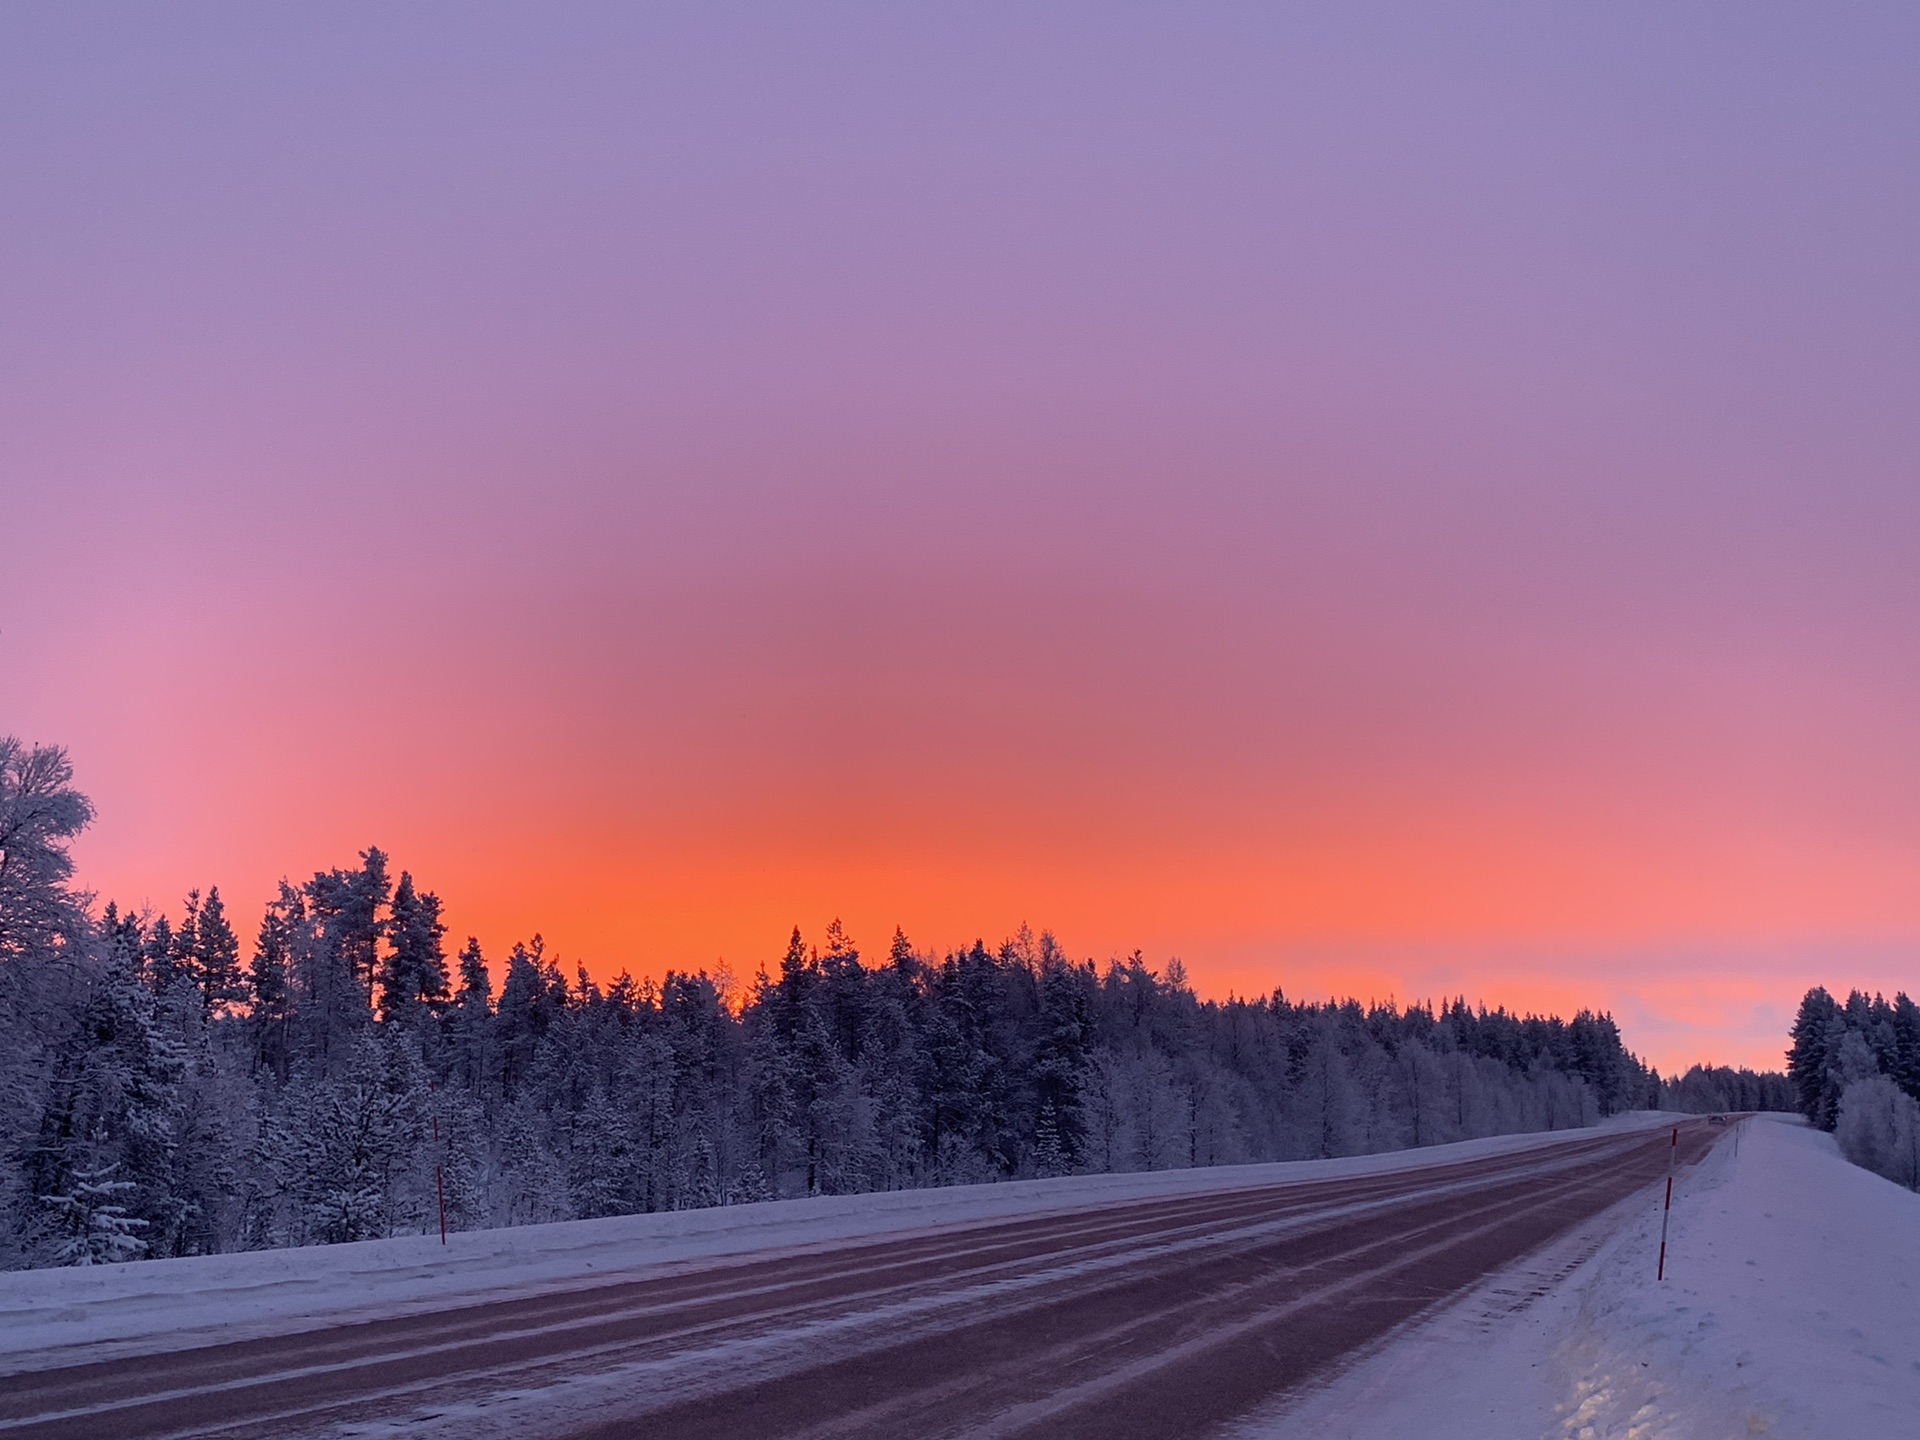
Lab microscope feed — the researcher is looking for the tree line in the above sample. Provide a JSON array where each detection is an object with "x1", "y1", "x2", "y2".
[
  {"x1": 2, "y1": 737, "x2": 1703, "y2": 1268},
  {"x1": 1787, "y1": 986, "x2": 1920, "y2": 1189}
]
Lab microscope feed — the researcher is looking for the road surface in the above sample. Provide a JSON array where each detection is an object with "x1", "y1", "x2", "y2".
[{"x1": 0, "y1": 1123, "x2": 1716, "y2": 1439}]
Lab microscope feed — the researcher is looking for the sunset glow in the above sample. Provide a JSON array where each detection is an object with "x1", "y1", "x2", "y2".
[{"x1": 7, "y1": 5, "x2": 1918, "y2": 1075}]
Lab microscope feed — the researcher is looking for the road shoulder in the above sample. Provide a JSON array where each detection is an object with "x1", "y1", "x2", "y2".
[{"x1": 1238, "y1": 1114, "x2": 1920, "y2": 1440}]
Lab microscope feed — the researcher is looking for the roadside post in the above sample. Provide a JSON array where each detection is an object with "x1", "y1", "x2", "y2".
[
  {"x1": 1656, "y1": 1124, "x2": 1677, "y2": 1280},
  {"x1": 431, "y1": 1081, "x2": 448, "y2": 1245}
]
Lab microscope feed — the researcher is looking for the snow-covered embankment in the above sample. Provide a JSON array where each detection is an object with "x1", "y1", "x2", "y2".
[{"x1": 1258, "y1": 1113, "x2": 1920, "y2": 1439}]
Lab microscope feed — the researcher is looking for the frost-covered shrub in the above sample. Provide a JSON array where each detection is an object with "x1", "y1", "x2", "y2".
[{"x1": 1835, "y1": 1074, "x2": 1920, "y2": 1190}]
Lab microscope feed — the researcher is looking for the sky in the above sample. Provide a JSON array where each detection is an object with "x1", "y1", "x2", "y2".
[{"x1": 4, "y1": 4, "x2": 1918, "y2": 1074}]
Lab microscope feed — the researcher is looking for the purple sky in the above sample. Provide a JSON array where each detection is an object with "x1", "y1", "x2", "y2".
[{"x1": 5, "y1": 4, "x2": 1919, "y2": 1071}]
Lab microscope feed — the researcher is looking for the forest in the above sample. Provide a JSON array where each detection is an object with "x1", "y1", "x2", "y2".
[
  {"x1": 2, "y1": 737, "x2": 1746, "y2": 1268},
  {"x1": 1787, "y1": 986, "x2": 1920, "y2": 1189}
]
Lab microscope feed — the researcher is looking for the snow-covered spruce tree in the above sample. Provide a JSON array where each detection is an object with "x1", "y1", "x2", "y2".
[
  {"x1": 1029, "y1": 944, "x2": 1090, "y2": 1175},
  {"x1": 497, "y1": 1097, "x2": 569, "y2": 1227},
  {"x1": 921, "y1": 941, "x2": 1024, "y2": 1185},
  {"x1": 256, "y1": 1030, "x2": 428, "y2": 1245},
  {"x1": 142, "y1": 915, "x2": 178, "y2": 995},
  {"x1": 810, "y1": 921, "x2": 886, "y2": 1195},
  {"x1": 39, "y1": 1164, "x2": 147, "y2": 1265},
  {"x1": 1031, "y1": 1100, "x2": 1069, "y2": 1177},
  {"x1": 493, "y1": 938, "x2": 557, "y2": 1103},
  {"x1": 191, "y1": 888, "x2": 247, "y2": 1018},
  {"x1": 20, "y1": 931, "x2": 189, "y2": 1264},
  {"x1": 146, "y1": 948, "x2": 248, "y2": 1258},
  {"x1": 1788, "y1": 987, "x2": 1843, "y2": 1128},
  {"x1": 624, "y1": 1028, "x2": 683, "y2": 1211},
  {"x1": 1892, "y1": 993, "x2": 1920, "y2": 1100},
  {"x1": 445, "y1": 936, "x2": 494, "y2": 1096},
  {"x1": 378, "y1": 873, "x2": 449, "y2": 1031},
  {"x1": 567, "y1": 1087, "x2": 636, "y2": 1218},
  {"x1": 743, "y1": 952, "x2": 803, "y2": 1194},
  {"x1": 293, "y1": 852, "x2": 390, "y2": 1080},
  {"x1": 748, "y1": 926, "x2": 880, "y2": 1197},
  {"x1": 246, "y1": 885, "x2": 299, "y2": 1082},
  {"x1": 429, "y1": 1080, "x2": 490, "y2": 1232},
  {"x1": 653, "y1": 969, "x2": 755, "y2": 1205}
]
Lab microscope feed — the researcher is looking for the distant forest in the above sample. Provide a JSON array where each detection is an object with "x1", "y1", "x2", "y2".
[{"x1": 1, "y1": 738, "x2": 1782, "y2": 1269}]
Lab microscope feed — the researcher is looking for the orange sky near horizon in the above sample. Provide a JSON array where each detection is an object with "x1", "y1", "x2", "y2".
[{"x1": 36, "y1": 549, "x2": 1920, "y2": 1076}]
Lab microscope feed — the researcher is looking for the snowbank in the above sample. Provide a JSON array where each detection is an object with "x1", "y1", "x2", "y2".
[
  {"x1": 1255, "y1": 1113, "x2": 1920, "y2": 1439},
  {"x1": 0, "y1": 1115, "x2": 1669, "y2": 1373}
]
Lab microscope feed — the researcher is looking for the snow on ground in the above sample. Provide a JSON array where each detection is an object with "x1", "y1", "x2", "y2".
[
  {"x1": 0, "y1": 1115, "x2": 1669, "y2": 1373},
  {"x1": 1249, "y1": 1113, "x2": 1920, "y2": 1440}
]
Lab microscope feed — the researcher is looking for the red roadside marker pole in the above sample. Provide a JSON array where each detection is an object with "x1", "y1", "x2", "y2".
[{"x1": 1656, "y1": 1124, "x2": 1677, "y2": 1280}]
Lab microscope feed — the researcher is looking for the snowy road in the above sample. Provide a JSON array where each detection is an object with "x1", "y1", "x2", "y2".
[{"x1": 0, "y1": 1123, "x2": 1714, "y2": 1440}]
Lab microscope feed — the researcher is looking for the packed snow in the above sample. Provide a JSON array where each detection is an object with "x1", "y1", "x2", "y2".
[
  {"x1": 0, "y1": 1115, "x2": 1669, "y2": 1374},
  {"x1": 1251, "y1": 1113, "x2": 1920, "y2": 1439}
]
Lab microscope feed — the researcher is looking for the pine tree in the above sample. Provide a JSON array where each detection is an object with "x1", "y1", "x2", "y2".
[
  {"x1": 378, "y1": 873, "x2": 450, "y2": 1026},
  {"x1": 294, "y1": 852, "x2": 389, "y2": 1077},
  {"x1": 168, "y1": 895, "x2": 202, "y2": 995},
  {"x1": 861, "y1": 931, "x2": 928, "y2": 1187},
  {"x1": 1788, "y1": 987, "x2": 1841, "y2": 1126},
  {"x1": 144, "y1": 915, "x2": 177, "y2": 995},
  {"x1": 624, "y1": 1028, "x2": 680, "y2": 1210},
  {"x1": 338, "y1": 849, "x2": 391, "y2": 996},
  {"x1": 1032, "y1": 1100, "x2": 1069, "y2": 1177},
  {"x1": 447, "y1": 938, "x2": 494, "y2": 1094},
  {"x1": 248, "y1": 885, "x2": 299, "y2": 1080},
  {"x1": 194, "y1": 887, "x2": 245, "y2": 1016},
  {"x1": 744, "y1": 959, "x2": 801, "y2": 1193},
  {"x1": 1032, "y1": 951, "x2": 1091, "y2": 1170},
  {"x1": 494, "y1": 939, "x2": 553, "y2": 1102},
  {"x1": 1890, "y1": 993, "x2": 1920, "y2": 1103}
]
